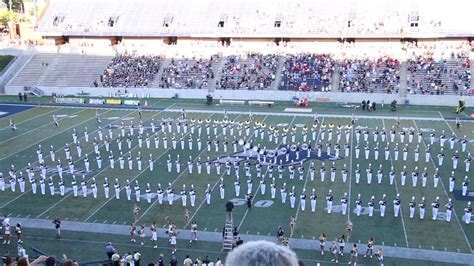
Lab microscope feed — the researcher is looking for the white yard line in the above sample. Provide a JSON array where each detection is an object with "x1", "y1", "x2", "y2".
[
  {"x1": 0, "y1": 109, "x2": 107, "y2": 161},
  {"x1": 0, "y1": 108, "x2": 85, "y2": 145},
  {"x1": 382, "y1": 118, "x2": 409, "y2": 248},
  {"x1": 295, "y1": 117, "x2": 324, "y2": 222},
  {"x1": 0, "y1": 109, "x2": 133, "y2": 209},
  {"x1": 412, "y1": 120, "x2": 473, "y2": 253},
  {"x1": 0, "y1": 107, "x2": 61, "y2": 130},
  {"x1": 347, "y1": 120, "x2": 354, "y2": 221},
  {"x1": 136, "y1": 113, "x2": 242, "y2": 224},
  {"x1": 237, "y1": 115, "x2": 296, "y2": 231},
  {"x1": 83, "y1": 113, "x2": 214, "y2": 222}
]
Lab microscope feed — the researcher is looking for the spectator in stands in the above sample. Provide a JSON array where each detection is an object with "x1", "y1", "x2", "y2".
[
  {"x1": 101, "y1": 55, "x2": 162, "y2": 87},
  {"x1": 339, "y1": 57, "x2": 399, "y2": 93},
  {"x1": 219, "y1": 53, "x2": 277, "y2": 90},
  {"x1": 226, "y1": 240, "x2": 299, "y2": 266},
  {"x1": 280, "y1": 54, "x2": 334, "y2": 91},
  {"x1": 160, "y1": 55, "x2": 218, "y2": 89}
]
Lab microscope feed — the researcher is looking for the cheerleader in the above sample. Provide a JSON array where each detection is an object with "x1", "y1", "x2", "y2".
[
  {"x1": 375, "y1": 248, "x2": 384, "y2": 266},
  {"x1": 364, "y1": 237, "x2": 374, "y2": 258},
  {"x1": 133, "y1": 204, "x2": 140, "y2": 222},
  {"x1": 15, "y1": 223, "x2": 22, "y2": 244},
  {"x1": 289, "y1": 216, "x2": 296, "y2": 237},
  {"x1": 330, "y1": 241, "x2": 338, "y2": 263},
  {"x1": 169, "y1": 231, "x2": 178, "y2": 254},
  {"x1": 346, "y1": 220, "x2": 353, "y2": 240},
  {"x1": 184, "y1": 209, "x2": 191, "y2": 226},
  {"x1": 338, "y1": 235, "x2": 346, "y2": 255},
  {"x1": 190, "y1": 220, "x2": 198, "y2": 242},
  {"x1": 130, "y1": 223, "x2": 137, "y2": 243},
  {"x1": 349, "y1": 243, "x2": 359, "y2": 265},
  {"x1": 151, "y1": 222, "x2": 158, "y2": 249},
  {"x1": 138, "y1": 225, "x2": 146, "y2": 245},
  {"x1": 319, "y1": 233, "x2": 326, "y2": 255}
]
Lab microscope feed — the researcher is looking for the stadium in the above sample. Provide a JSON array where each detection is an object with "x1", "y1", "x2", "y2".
[{"x1": 0, "y1": 0, "x2": 473, "y2": 265}]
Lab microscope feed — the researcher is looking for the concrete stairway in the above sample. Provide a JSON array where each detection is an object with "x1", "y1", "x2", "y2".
[
  {"x1": 399, "y1": 61, "x2": 408, "y2": 96},
  {"x1": 271, "y1": 56, "x2": 285, "y2": 91},
  {"x1": 331, "y1": 63, "x2": 340, "y2": 92},
  {"x1": 208, "y1": 57, "x2": 226, "y2": 93}
]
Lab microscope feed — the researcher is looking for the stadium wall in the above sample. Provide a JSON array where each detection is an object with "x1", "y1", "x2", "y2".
[{"x1": 4, "y1": 86, "x2": 473, "y2": 107}]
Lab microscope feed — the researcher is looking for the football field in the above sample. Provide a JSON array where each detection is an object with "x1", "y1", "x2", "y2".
[{"x1": 0, "y1": 97, "x2": 473, "y2": 265}]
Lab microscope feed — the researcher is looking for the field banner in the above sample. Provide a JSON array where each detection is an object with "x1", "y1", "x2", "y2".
[
  {"x1": 106, "y1": 99, "x2": 122, "y2": 105},
  {"x1": 89, "y1": 98, "x2": 105, "y2": 105},
  {"x1": 123, "y1": 99, "x2": 140, "y2": 106},
  {"x1": 55, "y1": 97, "x2": 85, "y2": 104}
]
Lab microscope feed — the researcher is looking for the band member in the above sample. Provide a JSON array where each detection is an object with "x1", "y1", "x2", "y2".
[
  {"x1": 157, "y1": 183, "x2": 163, "y2": 204},
  {"x1": 166, "y1": 183, "x2": 174, "y2": 205},
  {"x1": 189, "y1": 184, "x2": 196, "y2": 207},
  {"x1": 448, "y1": 172, "x2": 456, "y2": 192},
  {"x1": 379, "y1": 194, "x2": 387, "y2": 217},
  {"x1": 368, "y1": 196, "x2": 375, "y2": 217},
  {"x1": 234, "y1": 177, "x2": 241, "y2": 197},
  {"x1": 280, "y1": 183, "x2": 287, "y2": 204},
  {"x1": 462, "y1": 176, "x2": 469, "y2": 197},
  {"x1": 393, "y1": 194, "x2": 401, "y2": 217},
  {"x1": 91, "y1": 178, "x2": 98, "y2": 199},
  {"x1": 103, "y1": 177, "x2": 110, "y2": 199},
  {"x1": 125, "y1": 180, "x2": 132, "y2": 201},
  {"x1": 114, "y1": 178, "x2": 120, "y2": 199},
  {"x1": 432, "y1": 196, "x2": 440, "y2": 220},
  {"x1": 146, "y1": 183, "x2": 153, "y2": 204},
  {"x1": 134, "y1": 180, "x2": 141, "y2": 202},
  {"x1": 326, "y1": 189, "x2": 333, "y2": 213},
  {"x1": 355, "y1": 194, "x2": 362, "y2": 217},
  {"x1": 409, "y1": 196, "x2": 416, "y2": 218},
  {"x1": 270, "y1": 178, "x2": 276, "y2": 199},
  {"x1": 289, "y1": 186, "x2": 296, "y2": 208},
  {"x1": 310, "y1": 189, "x2": 317, "y2": 213},
  {"x1": 300, "y1": 189, "x2": 307, "y2": 211},
  {"x1": 445, "y1": 198, "x2": 453, "y2": 222},
  {"x1": 464, "y1": 202, "x2": 472, "y2": 224},
  {"x1": 419, "y1": 197, "x2": 426, "y2": 220},
  {"x1": 341, "y1": 192, "x2": 348, "y2": 216}
]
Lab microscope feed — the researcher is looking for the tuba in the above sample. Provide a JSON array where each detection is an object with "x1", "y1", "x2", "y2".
[{"x1": 301, "y1": 143, "x2": 308, "y2": 150}]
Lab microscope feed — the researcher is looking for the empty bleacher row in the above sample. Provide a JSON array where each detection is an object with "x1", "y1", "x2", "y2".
[
  {"x1": 7, "y1": 52, "x2": 472, "y2": 95},
  {"x1": 37, "y1": 0, "x2": 474, "y2": 38}
]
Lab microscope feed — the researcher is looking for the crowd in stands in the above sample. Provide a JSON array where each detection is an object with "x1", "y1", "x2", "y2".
[
  {"x1": 450, "y1": 51, "x2": 471, "y2": 95},
  {"x1": 101, "y1": 55, "x2": 162, "y2": 87},
  {"x1": 279, "y1": 54, "x2": 335, "y2": 91},
  {"x1": 406, "y1": 55, "x2": 447, "y2": 95},
  {"x1": 217, "y1": 53, "x2": 278, "y2": 90},
  {"x1": 339, "y1": 57, "x2": 400, "y2": 93},
  {"x1": 159, "y1": 55, "x2": 219, "y2": 89}
]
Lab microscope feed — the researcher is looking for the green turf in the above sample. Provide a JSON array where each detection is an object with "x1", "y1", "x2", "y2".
[
  {"x1": 0, "y1": 101, "x2": 472, "y2": 264},
  {"x1": 0, "y1": 55, "x2": 14, "y2": 72}
]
